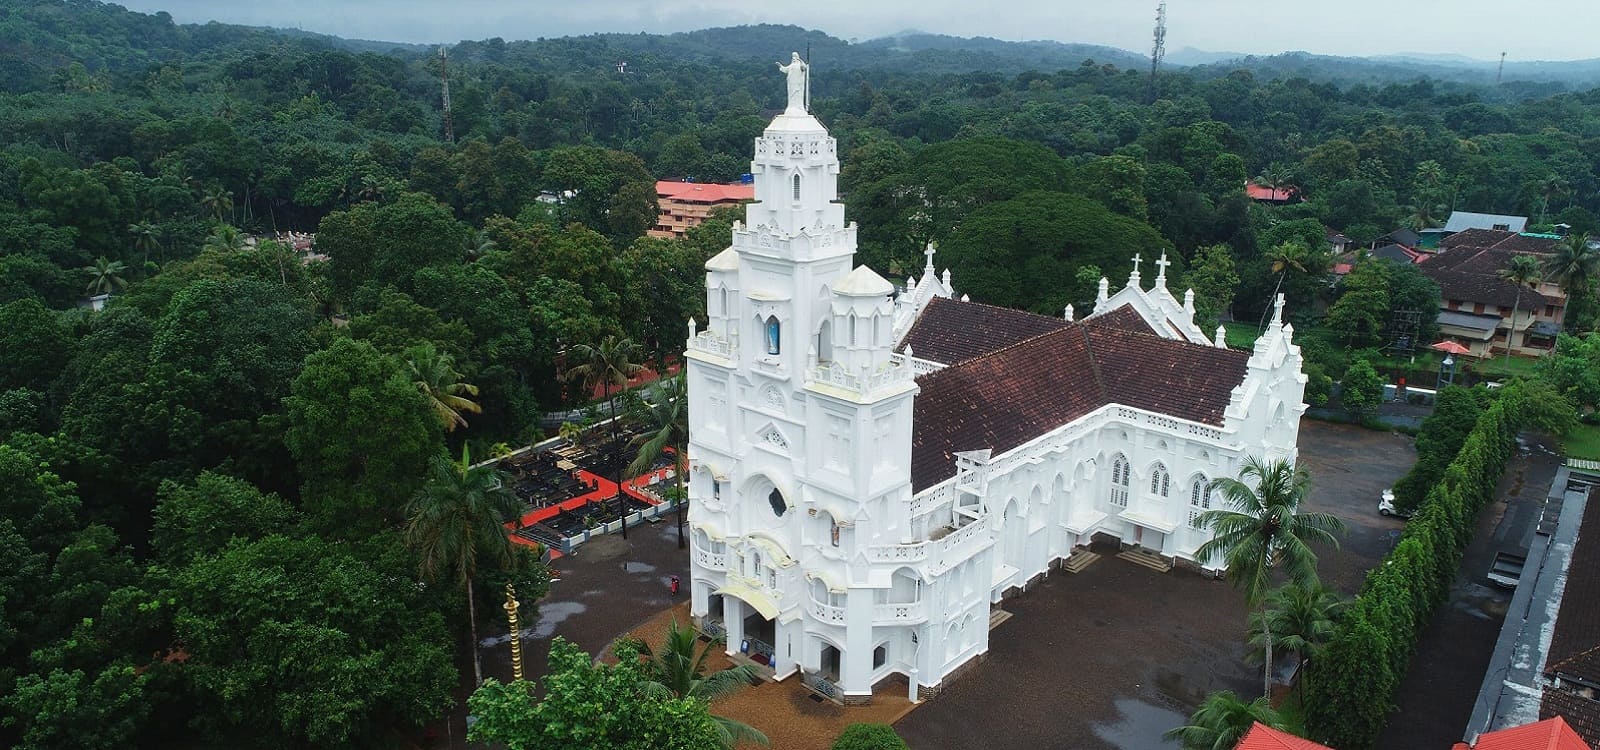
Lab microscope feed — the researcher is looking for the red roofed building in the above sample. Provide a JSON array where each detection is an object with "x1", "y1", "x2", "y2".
[
  {"x1": 648, "y1": 180, "x2": 755, "y2": 239},
  {"x1": 1235, "y1": 722, "x2": 1335, "y2": 750},
  {"x1": 1452, "y1": 716, "x2": 1589, "y2": 750},
  {"x1": 1246, "y1": 181, "x2": 1300, "y2": 204}
]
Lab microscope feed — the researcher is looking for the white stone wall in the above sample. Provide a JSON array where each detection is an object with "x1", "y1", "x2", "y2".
[{"x1": 686, "y1": 73, "x2": 1307, "y2": 701}]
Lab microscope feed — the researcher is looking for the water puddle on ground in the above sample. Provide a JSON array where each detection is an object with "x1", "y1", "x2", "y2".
[
  {"x1": 1090, "y1": 697, "x2": 1185, "y2": 749},
  {"x1": 479, "y1": 600, "x2": 588, "y2": 645}
]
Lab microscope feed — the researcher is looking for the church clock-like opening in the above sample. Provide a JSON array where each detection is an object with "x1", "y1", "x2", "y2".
[{"x1": 768, "y1": 488, "x2": 787, "y2": 517}]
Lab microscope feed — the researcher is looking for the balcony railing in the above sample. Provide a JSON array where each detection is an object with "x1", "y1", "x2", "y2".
[
  {"x1": 864, "y1": 542, "x2": 929, "y2": 563},
  {"x1": 873, "y1": 600, "x2": 926, "y2": 623},
  {"x1": 687, "y1": 331, "x2": 735, "y2": 359},
  {"x1": 808, "y1": 596, "x2": 847, "y2": 624},
  {"x1": 807, "y1": 359, "x2": 911, "y2": 396},
  {"x1": 693, "y1": 547, "x2": 727, "y2": 571}
]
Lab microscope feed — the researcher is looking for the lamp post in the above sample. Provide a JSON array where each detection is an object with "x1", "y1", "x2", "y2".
[{"x1": 503, "y1": 583, "x2": 523, "y2": 682}]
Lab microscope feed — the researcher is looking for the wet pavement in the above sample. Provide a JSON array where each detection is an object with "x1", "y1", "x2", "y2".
[
  {"x1": 895, "y1": 421, "x2": 1420, "y2": 750},
  {"x1": 1374, "y1": 434, "x2": 1561, "y2": 750},
  {"x1": 481, "y1": 515, "x2": 692, "y2": 685}
]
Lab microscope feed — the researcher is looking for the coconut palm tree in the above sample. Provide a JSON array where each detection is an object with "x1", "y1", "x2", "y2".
[
  {"x1": 404, "y1": 447, "x2": 522, "y2": 687},
  {"x1": 201, "y1": 224, "x2": 248, "y2": 254},
  {"x1": 1401, "y1": 201, "x2": 1445, "y2": 231},
  {"x1": 563, "y1": 336, "x2": 644, "y2": 539},
  {"x1": 128, "y1": 221, "x2": 160, "y2": 264},
  {"x1": 1164, "y1": 691, "x2": 1285, "y2": 750},
  {"x1": 464, "y1": 229, "x2": 497, "y2": 261},
  {"x1": 1543, "y1": 234, "x2": 1600, "y2": 331},
  {"x1": 628, "y1": 619, "x2": 769, "y2": 749},
  {"x1": 1498, "y1": 254, "x2": 1543, "y2": 363},
  {"x1": 405, "y1": 343, "x2": 482, "y2": 432},
  {"x1": 81, "y1": 257, "x2": 128, "y2": 296},
  {"x1": 200, "y1": 185, "x2": 234, "y2": 223},
  {"x1": 1259, "y1": 241, "x2": 1310, "y2": 331},
  {"x1": 1245, "y1": 582, "x2": 1346, "y2": 698},
  {"x1": 628, "y1": 376, "x2": 689, "y2": 548},
  {"x1": 1195, "y1": 456, "x2": 1345, "y2": 697}
]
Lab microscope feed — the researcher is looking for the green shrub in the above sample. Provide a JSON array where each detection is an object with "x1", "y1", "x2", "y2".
[
  {"x1": 1303, "y1": 381, "x2": 1537, "y2": 749},
  {"x1": 832, "y1": 723, "x2": 909, "y2": 750}
]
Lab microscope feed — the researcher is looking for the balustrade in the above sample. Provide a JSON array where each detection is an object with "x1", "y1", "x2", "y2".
[
  {"x1": 873, "y1": 600, "x2": 927, "y2": 623},
  {"x1": 808, "y1": 595, "x2": 847, "y2": 624}
]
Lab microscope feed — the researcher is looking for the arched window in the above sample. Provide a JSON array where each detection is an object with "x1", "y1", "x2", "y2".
[
  {"x1": 1150, "y1": 463, "x2": 1170, "y2": 497},
  {"x1": 1109, "y1": 453, "x2": 1130, "y2": 507},
  {"x1": 792, "y1": 173, "x2": 802, "y2": 201},
  {"x1": 1188, "y1": 476, "x2": 1212, "y2": 529},
  {"x1": 765, "y1": 316, "x2": 780, "y2": 355}
]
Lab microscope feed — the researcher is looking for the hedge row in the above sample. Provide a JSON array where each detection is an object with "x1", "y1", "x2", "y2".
[{"x1": 1302, "y1": 382, "x2": 1533, "y2": 750}]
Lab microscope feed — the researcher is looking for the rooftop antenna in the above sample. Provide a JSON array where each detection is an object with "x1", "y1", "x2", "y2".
[
  {"x1": 1496, "y1": 51, "x2": 1506, "y2": 85},
  {"x1": 1149, "y1": 1, "x2": 1167, "y2": 101},
  {"x1": 438, "y1": 46, "x2": 454, "y2": 143}
]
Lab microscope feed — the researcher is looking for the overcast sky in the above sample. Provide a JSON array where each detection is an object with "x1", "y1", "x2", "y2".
[{"x1": 117, "y1": 0, "x2": 1596, "y2": 61}]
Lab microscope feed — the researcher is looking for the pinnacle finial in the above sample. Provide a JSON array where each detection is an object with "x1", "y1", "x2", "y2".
[
  {"x1": 924, "y1": 243, "x2": 937, "y2": 275},
  {"x1": 1064, "y1": 304, "x2": 1075, "y2": 322},
  {"x1": 1155, "y1": 252, "x2": 1171, "y2": 288},
  {"x1": 1273, "y1": 293, "x2": 1285, "y2": 326}
]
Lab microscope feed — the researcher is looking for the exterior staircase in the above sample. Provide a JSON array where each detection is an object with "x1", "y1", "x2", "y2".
[
  {"x1": 1062, "y1": 549, "x2": 1101, "y2": 574},
  {"x1": 1116, "y1": 546, "x2": 1173, "y2": 573},
  {"x1": 988, "y1": 607, "x2": 1013, "y2": 630}
]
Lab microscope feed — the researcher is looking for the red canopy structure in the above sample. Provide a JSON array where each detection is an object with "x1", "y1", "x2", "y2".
[{"x1": 1431, "y1": 340, "x2": 1472, "y2": 355}]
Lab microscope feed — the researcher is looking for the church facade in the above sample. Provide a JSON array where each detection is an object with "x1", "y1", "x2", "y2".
[{"x1": 683, "y1": 59, "x2": 1307, "y2": 702}]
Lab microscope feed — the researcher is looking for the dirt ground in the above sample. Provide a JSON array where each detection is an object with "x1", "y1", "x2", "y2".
[{"x1": 615, "y1": 603, "x2": 916, "y2": 750}]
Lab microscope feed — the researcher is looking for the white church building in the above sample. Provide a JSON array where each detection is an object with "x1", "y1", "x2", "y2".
[{"x1": 683, "y1": 57, "x2": 1307, "y2": 703}]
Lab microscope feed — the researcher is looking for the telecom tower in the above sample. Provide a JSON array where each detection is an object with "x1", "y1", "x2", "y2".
[
  {"x1": 438, "y1": 47, "x2": 454, "y2": 143},
  {"x1": 1497, "y1": 52, "x2": 1507, "y2": 85},
  {"x1": 1149, "y1": 2, "x2": 1167, "y2": 99}
]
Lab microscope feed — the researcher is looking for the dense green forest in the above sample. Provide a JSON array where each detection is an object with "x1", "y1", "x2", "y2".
[{"x1": 3, "y1": 0, "x2": 1600, "y2": 747}]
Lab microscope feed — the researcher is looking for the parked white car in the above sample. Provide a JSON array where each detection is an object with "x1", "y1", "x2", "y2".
[{"x1": 1378, "y1": 489, "x2": 1412, "y2": 519}]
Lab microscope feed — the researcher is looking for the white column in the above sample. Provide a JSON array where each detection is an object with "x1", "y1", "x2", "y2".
[
  {"x1": 841, "y1": 590, "x2": 874, "y2": 697},
  {"x1": 691, "y1": 576, "x2": 709, "y2": 618},
  {"x1": 724, "y1": 598, "x2": 745, "y2": 657},
  {"x1": 773, "y1": 620, "x2": 796, "y2": 677}
]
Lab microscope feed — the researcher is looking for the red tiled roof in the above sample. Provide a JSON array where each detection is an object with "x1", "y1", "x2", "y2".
[
  {"x1": 1234, "y1": 722, "x2": 1334, "y2": 750},
  {"x1": 1442, "y1": 228, "x2": 1517, "y2": 250},
  {"x1": 1541, "y1": 690, "x2": 1600, "y2": 748},
  {"x1": 1246, "y1": 183, "x2": 1299, "y2": 202},
  {"x1": 910, "y1": 305, "x2": 1247, "y2": 491},
  {"x1": 901, "y1": 296, "x2": 1072, "y2": 365},
  {"x1": 654, "y1": 180, "x2": 754, "y2": 204},
  {"x1": 1472, "y1": 716, "x2": 1590, "y2": 750},
  {"x1": 1419, "y1": 246, "x2": 1552, "y2": 312}
]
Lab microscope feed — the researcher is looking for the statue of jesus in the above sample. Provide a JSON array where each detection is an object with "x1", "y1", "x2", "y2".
[{"x1": 777, "y1": 52, "x2": 808, "y2": 114}]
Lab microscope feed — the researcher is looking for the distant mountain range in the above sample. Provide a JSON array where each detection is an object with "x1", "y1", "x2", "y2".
[{"x1": 9, "y1": 0, "x2": 1600, "y2": 91}]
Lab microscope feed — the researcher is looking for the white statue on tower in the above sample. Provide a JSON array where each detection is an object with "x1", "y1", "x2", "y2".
[{"x1": 777, "y1": 51, "x2": 808, "y2": 114}]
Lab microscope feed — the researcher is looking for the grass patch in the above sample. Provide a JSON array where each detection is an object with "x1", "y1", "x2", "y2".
[
  {"x1": 1466, "y1": 355, "x2": 1541, "y2": 380},
  {"x1": 1563, "y1": 422, "x2": 1600, "y2": 461},
  {"x1": 1223, "y1": 321, "x2": 1261, "y2": 348}
]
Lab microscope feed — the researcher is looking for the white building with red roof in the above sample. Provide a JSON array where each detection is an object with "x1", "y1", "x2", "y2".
[{"x1": 683, "y1": 57, "x2": 1307, "y2": 703}]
